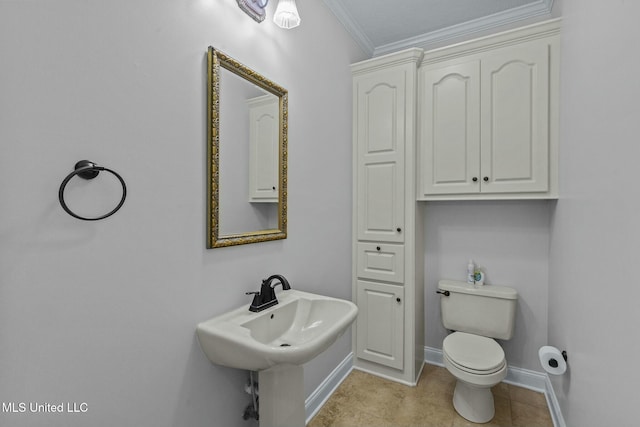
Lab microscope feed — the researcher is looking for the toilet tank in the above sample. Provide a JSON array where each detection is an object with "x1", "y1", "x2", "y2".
[{"x1": 439, "y1": 280, "x2": 518, "y2": 340}]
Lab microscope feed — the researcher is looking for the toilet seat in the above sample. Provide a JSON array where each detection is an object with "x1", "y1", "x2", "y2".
[{"x1": 443, "y1": 332, "x2": 505, "y2": 375}]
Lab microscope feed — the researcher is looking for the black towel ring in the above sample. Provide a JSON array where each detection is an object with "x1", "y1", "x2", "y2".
[{"x1": 59, "y1": 160, "x2": 127, "y2": 221}]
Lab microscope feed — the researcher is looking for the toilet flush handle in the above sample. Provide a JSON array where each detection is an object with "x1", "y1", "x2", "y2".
[{"x1": 436, "y1": 290, "x2": 450, "y2": 297}]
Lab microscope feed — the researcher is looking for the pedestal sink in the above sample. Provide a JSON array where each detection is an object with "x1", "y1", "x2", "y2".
[{"x1": 196, "y1": 289, "x2": 358, "y2": 427}]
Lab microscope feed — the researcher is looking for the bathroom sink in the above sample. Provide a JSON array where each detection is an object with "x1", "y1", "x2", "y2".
[{"x1": 196, "y1": 289, "x2": 358, "y2": 371}]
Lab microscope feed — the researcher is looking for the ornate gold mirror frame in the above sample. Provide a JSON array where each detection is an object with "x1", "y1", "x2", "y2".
[{"x1": 207, "y1": 47, "x2": 288, "y2": 248}]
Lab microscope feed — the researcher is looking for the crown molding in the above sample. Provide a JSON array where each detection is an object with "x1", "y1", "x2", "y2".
[
  {"x1": 374, "y1": 0, "x2": 554, "y2": 56},
  {"x1": 420, "y1": 17, "x2": 560, "y2": 66},
  {"x1": 322, "y1": 0, "x2": 375, "y2": 56},
  {"x1": 323, "y1": 0, "x2": 554, "y2": 59},
  {"x1": 351, "y1": 47, "x2": 424, "y2": 75}
]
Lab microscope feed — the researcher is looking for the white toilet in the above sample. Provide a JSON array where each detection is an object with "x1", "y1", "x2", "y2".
[{"x1": 438, "y1": 279, "x2": 518, "y2": 423}]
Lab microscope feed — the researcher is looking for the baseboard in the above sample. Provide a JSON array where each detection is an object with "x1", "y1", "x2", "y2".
[
  {"x1": 504, "y1": 366, "x2": 546, "y2": 393},
  {"x1": 424, "y1": 346, "x2": 446, "y2": 368},
  {"x1": 305, "y1": 353, "x2": 353, "y2": 423},
  {"x1": 425, "y1": 346, "x2": 565, "y2": 427},
  {"x1": 544, "y1": 374, "x2": 567, "y2": 427}
]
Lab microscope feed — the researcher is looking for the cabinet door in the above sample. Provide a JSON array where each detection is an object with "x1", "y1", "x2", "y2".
[
  {"x1": 480, "y1": 40, "x2": 550, "y2": 193},
  {"x1": 419, "y1": 61, "x2": 481, "y2": 196},
  {"x1": 355, "y1": 71, "x2": 405, "y2": 243},
  {"x1": 248, "y1": 95, "x2": 279, "y2": 202},
  {"x1": 356, "y1": 280, "x2": 404, "y2": 370}
]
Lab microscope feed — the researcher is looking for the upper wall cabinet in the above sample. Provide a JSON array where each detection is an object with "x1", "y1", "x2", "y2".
[{"x1": 418, "y1": 19, "x2": 560, "y2": 200}]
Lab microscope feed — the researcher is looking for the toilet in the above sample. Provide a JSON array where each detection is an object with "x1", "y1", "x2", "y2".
[{"x1": 438, "y1": 279, "x2": 518, "y2": 423}]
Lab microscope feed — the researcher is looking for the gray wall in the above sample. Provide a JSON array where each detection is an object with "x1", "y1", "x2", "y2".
[
  {"x1": 0, "y1": 1, "x2": 365, "y2": 426},
  {"x1": 548, "y1": 0, "x2": 640, "y2": 425},
  {"x1": 424, "y1": 201, "x2": 552, "y2": 371},
  {"x1": 8, "y1": 0, "x2": 637, "y2": 425}
]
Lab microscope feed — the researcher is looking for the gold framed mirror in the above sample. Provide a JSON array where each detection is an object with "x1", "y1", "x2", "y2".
[{"x1": 207, "y1": 47, "x2": 288, "y2": 248}]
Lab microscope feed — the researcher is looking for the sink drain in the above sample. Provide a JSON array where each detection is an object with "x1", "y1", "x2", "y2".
[{"x1": 280, "y1": 343, "x2": 291, "y2": 347}]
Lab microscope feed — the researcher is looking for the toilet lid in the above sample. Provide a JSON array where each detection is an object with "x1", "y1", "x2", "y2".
[{"x1": 443, "y1": 332, "x2": 505, "y2": 373}]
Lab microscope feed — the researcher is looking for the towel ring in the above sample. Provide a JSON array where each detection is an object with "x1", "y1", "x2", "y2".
[{"x1": 59, "y1": 160, "x2": 127, "y2": 221}]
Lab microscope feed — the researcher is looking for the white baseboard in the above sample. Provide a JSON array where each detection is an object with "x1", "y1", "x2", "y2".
[
  {"x1": 305, "y1": 353, "x2": 353, "y2": 423},
  {"x1": 544, "y1": 374, "x2": 567, "y2": 427},
  {"x1": 424, "y1": 346, "x2": 446, "y2": 368},
  {"x1": 504, "y1": 366, "x2": 547, "y2": 393},
  {"x1": 305, "y1": 348, "x2": 566, "y2": 427}
]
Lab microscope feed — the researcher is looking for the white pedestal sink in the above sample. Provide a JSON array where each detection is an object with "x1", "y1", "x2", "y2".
[
  {"x1": 259, "y1": 364, "x2": 305, "y2": 427},
  {"x1": 196, "y1": 289, "x2": 358, "y2": 427}
]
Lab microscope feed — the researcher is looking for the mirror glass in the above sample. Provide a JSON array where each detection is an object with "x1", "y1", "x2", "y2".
[{"x1": 207, "y1": 47, "x2": 288, "y2": 248}]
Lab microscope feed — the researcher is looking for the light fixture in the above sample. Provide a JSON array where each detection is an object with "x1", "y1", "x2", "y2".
[
  {"x1": 273, "y1": 0, "x2": 301, "y2": 29},
  {"x1": 237, "y1": 0, "x2": 269, "y2": 23}
]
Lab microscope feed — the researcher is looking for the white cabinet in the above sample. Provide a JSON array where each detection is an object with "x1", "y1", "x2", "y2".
[
  {"x1": 352, "y1": 49, "x2": 424, "y2": 385},
  {"x1": 355, "y1": 70, "x2": 406, "y2": 243},
  {"x1": 248, "y1": 94, "x2": 279, "y2": 202},
  {"x1": 420, "y1": 60, "x2": 481, "y2": 195},
  {"x1": 356, "y1": 280, "x2": 404, "y2": 370},
  {"x1": 356, "y1": 242, "x2": 404, "y2": 284},
  {"x1": 418, "y1": 19, "x2": 560, "y2": 200},
  {"x1": 480, "y1": 40, "x2": 552, "y2": 194},
  {"x1": 351, "y1": 19, "x2": 560, "y2": 386}
]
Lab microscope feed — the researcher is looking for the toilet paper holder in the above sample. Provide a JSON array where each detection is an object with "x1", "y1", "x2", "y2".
[{"x1": 548, "y1": 350, "x2": 568, "y2": 368}]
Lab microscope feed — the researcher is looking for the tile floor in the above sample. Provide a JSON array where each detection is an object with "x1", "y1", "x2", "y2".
[{"x1": 308, "y1": 364, "x2": 553, "y2": 427}]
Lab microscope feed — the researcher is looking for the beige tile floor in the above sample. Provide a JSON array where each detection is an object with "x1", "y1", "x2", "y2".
[{"x1": 308, "y1": 365, "x2": 553, "y2": 427}]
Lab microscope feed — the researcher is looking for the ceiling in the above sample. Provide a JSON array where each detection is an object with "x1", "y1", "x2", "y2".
[{"x1": 322, "y1": 0, "x2": 555, "y2": 57}]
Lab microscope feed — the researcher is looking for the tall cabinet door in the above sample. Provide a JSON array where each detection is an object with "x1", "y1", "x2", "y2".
[
  {"x1": 480, "y1": 40, "x2": 550, "y2": 193},
  {"x1": 355, "y1": 70, "x2": 405, "y2": 243},
  {"x1": 356, "y1": 280, "x2": 404, "y2": 370},
  {"x1": 419, "y1": 61, "x2": 481, "y2": 195}
]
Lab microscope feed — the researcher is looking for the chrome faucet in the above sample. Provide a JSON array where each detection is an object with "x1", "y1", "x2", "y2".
[{"x1": 246, "y1": 274, "x2": 291, "y2": 312}]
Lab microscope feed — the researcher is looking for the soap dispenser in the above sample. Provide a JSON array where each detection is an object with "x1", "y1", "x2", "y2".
[
  {"x1": 474, "y1": 268, "x2": 485, "y2": 286},
  {"x1": 467, "y1": 259, "x2": 475, "y2": 284}
]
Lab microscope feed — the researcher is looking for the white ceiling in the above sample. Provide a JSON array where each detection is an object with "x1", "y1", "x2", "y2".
[{"x1": 322, "y1": 0, "x2": 555, "y2": 57}]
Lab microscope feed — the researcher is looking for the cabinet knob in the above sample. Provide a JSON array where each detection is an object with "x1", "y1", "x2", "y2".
[
  {"x1": 272, "y1": 186, "x2": 276, "y2": 190},
  {"x1": 376, "y1": 246, "x2": 381, "y2": 251},
  {"x1": 396, "y1": 297, "x2": 401, "y2": 303},
  {"x1": 472, "y1": 177, "x2": 478, "y2": 182},
  {"x1": 396, "y1": 227, "x2": 402, "y2": 233},
  {"x1": 483, "y1": 177, "x2": 489, "y2": 182}
]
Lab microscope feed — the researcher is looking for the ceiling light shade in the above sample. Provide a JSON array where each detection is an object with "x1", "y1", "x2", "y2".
[{"x1": 273, "y1": 0, "x2": 301, "y2": 29}]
